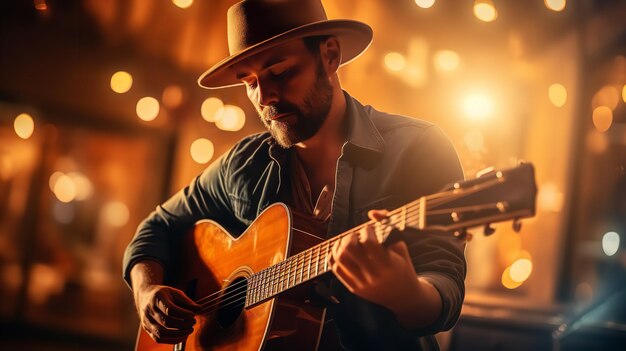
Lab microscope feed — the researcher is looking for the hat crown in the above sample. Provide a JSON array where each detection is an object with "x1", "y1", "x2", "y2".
[{"x1": 227, "y1": 0, "x2": 328, "y2": 55}]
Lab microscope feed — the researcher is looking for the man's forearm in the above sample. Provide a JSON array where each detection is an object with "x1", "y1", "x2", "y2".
[
  {"x1": 130, "y1": 260, "x2": 165, "y2": 297},
  {"x1": 385, "y1": 276, "x2": 443, "y2": 329}
]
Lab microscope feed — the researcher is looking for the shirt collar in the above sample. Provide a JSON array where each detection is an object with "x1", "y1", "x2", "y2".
[{"x1": 266, "y1": 90, "x2": 386, "y2": 162}]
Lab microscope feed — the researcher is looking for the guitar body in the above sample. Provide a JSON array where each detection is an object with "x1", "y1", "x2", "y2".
[{"x1": 135, "y1": 203, "x2": 327, "y2": 351}]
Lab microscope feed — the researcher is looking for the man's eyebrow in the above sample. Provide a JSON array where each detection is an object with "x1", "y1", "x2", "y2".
[{"x1": 235, "y1": 57, "x2": 288, "y2": 80}]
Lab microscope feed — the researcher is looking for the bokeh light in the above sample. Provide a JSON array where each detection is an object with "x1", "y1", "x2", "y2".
[
  {"x1": 622, "y1": 84, "x2": 626, "y2": 103},
  {"x1": 102, "y1": 201, "x2": 130, "y2": 227},
  {"x1": 538, "y1": 182, "x2": 564, "y2": 212},
  {"x1": 53, "y1": 174, "x2": 77, "y2": 203},
  {"x1": 592, "y1": 106, "x2": 613, "y2": 132},
  {"x1": 586, "y1": 130, "x2": 608, "y2": 154},
  {"x1": 216, "y1": 105, "x2": 246, "y2": 131},
  {"x1": 201, "y1": 97, "x2": 224, "y2": 122},
  {"x1": 462, "y1": 93, "x2": 493, "y2": 120},
  {"x1": 136, "y1": 97, "x2": 160, "y2": 121},
  {"x1": 592, "y1": 85, "x2": 619, "y2": 110},
  {"x1": 414, "y1": 0, "x2": 435, "y2": 9},
  {"x1": 14, "y1": 113, "x2": 35, "y2": 139},
  {"x1": 602, "y1": 232, "x2": 620, "y2": 256},
  {"x1": 474, "y1": 1, "x2": 498, "y2": 22},
  {"x1": 548, "y1": 83, "x2": 567, "y2": 107},
  {"x1": 162, "y1": 85, "x2": 184, "y2": 109},
  {"x1": 110, "y1": 71, "x2": 133, "y2": 94},
  {"x1": 384, "y1": 52, "x2": 406, "y2": 72},
  {"x1": 435, "y1": 50, "x2": 460, "y2": 72},
  {"x1": 501, "y1": 266, "x2": 523, "y2": 289},
  {"x1": 172, "y1": 0, "x2": 193, "y2": 9},
  {"x1": 190, "y1": 138, "x2": 215, "y2": 164},
  {"x1": 545, "y1": 0, "x2": 566, "y2": 12},
  {"x1": 510, "y1": 258, "x2": 533, "y2": 282},
  {"x1": 66, "y1": 172, "x2": 93, "y2": 201},
  {"x1": 53, "y1": 201, "x2": 75, "y2": 224}
]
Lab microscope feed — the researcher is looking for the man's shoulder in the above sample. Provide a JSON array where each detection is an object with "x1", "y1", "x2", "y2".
[
  {"x1": 221, "y1": 132, "x2": 273, "y2": 167},
  {"x1": 361, "y1": 103, "x2": 436, "y2": 137}
]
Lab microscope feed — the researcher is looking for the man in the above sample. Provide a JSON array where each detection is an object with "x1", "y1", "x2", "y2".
[{"x1": 123, "y1": 0, "x2": 466, "y2": 350}]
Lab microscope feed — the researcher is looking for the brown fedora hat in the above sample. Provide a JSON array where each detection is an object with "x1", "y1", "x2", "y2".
[{"x1": 198, "y1": 0, "x2": 373, "y2": 89}]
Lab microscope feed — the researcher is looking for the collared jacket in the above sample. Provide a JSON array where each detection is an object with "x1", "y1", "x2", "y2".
[{"x1": 123, "y1": 91, "x2": 466, "y2": 351}]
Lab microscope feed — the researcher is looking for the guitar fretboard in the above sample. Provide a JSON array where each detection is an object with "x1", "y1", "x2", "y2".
[{"x1": 244, "y1": 206, "x2": 411, "y2": 307}]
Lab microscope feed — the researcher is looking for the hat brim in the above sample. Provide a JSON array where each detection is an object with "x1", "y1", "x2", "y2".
[{"x1": 198, "y1": 19, "x2": 373, "y2": 89}]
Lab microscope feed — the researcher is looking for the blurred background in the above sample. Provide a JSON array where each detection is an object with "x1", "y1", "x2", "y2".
[{"x1": 1, "y1": 0, "x2": 625, "y2": 350}]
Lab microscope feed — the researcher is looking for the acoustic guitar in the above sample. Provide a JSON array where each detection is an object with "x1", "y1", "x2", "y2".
[{"x1": 135, "y1": 163, "x2": 537, "y2": 351}]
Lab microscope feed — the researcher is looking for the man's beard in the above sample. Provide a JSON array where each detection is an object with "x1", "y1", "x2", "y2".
[{"x1": 259, "y1": 63, "x2": 333, "y2": 148}]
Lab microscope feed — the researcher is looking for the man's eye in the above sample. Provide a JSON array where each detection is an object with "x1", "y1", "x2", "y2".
[{"x1": 271, "y1": 69, "x2": 289, "y2": 79}]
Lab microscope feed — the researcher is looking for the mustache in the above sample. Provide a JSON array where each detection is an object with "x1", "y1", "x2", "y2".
[{"x1": 262, "y1": 101, "x2": 299, "y2": 120}]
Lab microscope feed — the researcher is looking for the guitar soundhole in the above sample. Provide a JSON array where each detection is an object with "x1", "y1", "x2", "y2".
[{"x1": 216, "y1": 277, "x2": 247, "y2": 328}]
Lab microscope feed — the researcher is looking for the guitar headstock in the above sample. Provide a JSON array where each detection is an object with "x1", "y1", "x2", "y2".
[{"x1": 423, "y1": 162, "x2": 537, "y2": 239}]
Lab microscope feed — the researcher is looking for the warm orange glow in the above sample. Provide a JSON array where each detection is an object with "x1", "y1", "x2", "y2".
[
  {"x1": 162, "y1": 85, "x2": 184, "y2": 109},
  {"x1": 474, "y1": 1, "x2": 497, "y2": 22},
  {"x1": 510, "y1": 258, "x2": 533, "y2": 282},
  {"x1": 34, "y1": 0, "x2": 48, "y2": 11},
  {"x1": 548, "y1": 83, "x2": 567, "y2": 107},
  {"x1": 53, "y1": 174, "x2": 77, "y2": 203},
  {"x1": 216, "y1": 105, "x2": 246, "y2": 132},
  {"x1": 464, "y1": 129, "x2": 484, "y2": 152},
  {"x1": 462, "y1": 94, "x2": 493, "y2": 120},
  {"x1": 538, "y1": 182, "x2": 564, "y2": 212},
  {"x1": 67, "y1": 172, "x2": 93, "y2": 201},
  {"x1": 190, "y1": 138, "x2": 215, "y2": 164},
  {"x1": 14, "y1": 113, "x2": 35, "y2": 139},
  {"x1": 414, "y1": 0, "x2": 435, "y2": 9},
  {"x1": 435, "y1": 50, "x2": 459, "y2": 72},
  {"x1": 592, "y1": 106, "x2": 613, "y2": 132},
  {"x1": 102, "y1": 201, "x2": 130, "y2": 227},
  {"x1": 586, "y1": 130, "x2": 608, "y2": 154},
  {"x1": 136, "y1": 97, "x2": 160, "y2": 121},
  {"x1": 622, "y1": 84, "x2": 626, "y2": 103},
  {"x1": 172, "y1": 0, "x2": 193, "y2": 9},
  {"x1": 201, "y1": 97, "x2": 224, "y2": 122},
  {"x1": 110, "y1": 71, "x2": 133, "y2": 94},
  {"x1": 0, "y1": 157, "x2": 14, "y2": 181},
  {"x1": 384, "y1": 52, "x2": 406, "y2": 72},
  {"x1": 497, "y1": 232, "x2": 521, "y2": 266},
  {"x1": 545, "y1": 0, "x2": 566, "y2": 12},
  {"x1": 592, "y1": 85, "x2": 619, "y2": 110},
  {"x1": 501, "y1": 266, "x2": 523, "y2": 289}
]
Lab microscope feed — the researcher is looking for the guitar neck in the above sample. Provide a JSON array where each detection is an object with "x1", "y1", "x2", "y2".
[{"x1": 245, "y1": 163, "x2": 536, "y2": 308}]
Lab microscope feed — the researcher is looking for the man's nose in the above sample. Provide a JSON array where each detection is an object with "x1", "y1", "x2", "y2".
[{"x1": 257, "y1": 78, "x2": 279, "y2": 107}]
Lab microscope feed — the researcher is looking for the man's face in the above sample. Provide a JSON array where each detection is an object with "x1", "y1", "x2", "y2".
[{"x1": 233, "y1": 40, "x2": 333, "y2": 148}]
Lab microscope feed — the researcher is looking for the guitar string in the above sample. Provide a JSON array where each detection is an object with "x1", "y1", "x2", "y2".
[
  {"x1": 189, "y1": 184, "x2": 481, "y2": 307},
  {"x1": 195, "y1": 201, "x2": 472, "y2": 314},
  {"x1": 190, "y1": 180, "x2": 506, "y2": 311},
  {"x1": 193, "y1": 198, "x2": 505, "y2": 313}
]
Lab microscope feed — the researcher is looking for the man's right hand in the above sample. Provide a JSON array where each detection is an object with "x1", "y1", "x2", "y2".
[{"x1": 131, "y1": 261, "x2": 201, "y2": 344}]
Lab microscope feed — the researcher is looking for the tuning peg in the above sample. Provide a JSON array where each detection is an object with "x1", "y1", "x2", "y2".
[
  {"x1": 484, "y1": 223, "x2": 496, "y2": 236},
  {"x1": 453, "y1": 229, "x2": 473, "y2": 241},
  {"x1": 476, "y1": 167, "x2": 495, "y2": 178},
  {"x1": 512, "y1": 219, "x2": 522, "y2": 233}
]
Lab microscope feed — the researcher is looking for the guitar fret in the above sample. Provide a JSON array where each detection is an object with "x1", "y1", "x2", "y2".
[{"x1": 306, "y1": 249, "x2": 311, "y2": 280}]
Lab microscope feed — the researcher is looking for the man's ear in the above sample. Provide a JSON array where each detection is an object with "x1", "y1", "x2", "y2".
[{"x1": 320, "y1": 36, "x2": 342, "y2": 76}]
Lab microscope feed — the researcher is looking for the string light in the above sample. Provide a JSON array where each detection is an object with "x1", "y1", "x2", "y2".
[
  {"x1": 110, "y1": 71, "x2": 133, "y2": 94},
  {"x1": 201, "y1": 97, "x2": 224, "y2": 122},
  {"x1": 414, "y1": 0, "x2": 435, "y2": 9},
  {"x1": 602, "y1": 232, "x2": 620, "y2": 256},
  {"x1": 474, "y1": 0, "x2": 498, "y2": 22},
  {"x1": 14, "y1": 113, "x2": 35, "y2": 139},
  {"x1": 434, "y1": 50, "x2": 460, "y2": 72},
  {"x1": 592, "y1": 106, "x2": 613, "y2": 132},
  {"x1": 216, "y1": 105, "x2": 246, "y2": 132},
  {"x1": 102, "y1": 201, "x2": 130, "y2": 227},
  {"x1": 384, "y1": 52, "x2": 406, "y2": 72},
  {"x1": 548, "y1": 83, "x2": 567, "y2": 107},
  {"x1": 545, "y1": 0, "x2": 566, "y2": 12},
  {"x1": 162, "y1": 85, "x2": 184, "y2": 109},
  {"x1": 190, "y1": 138, "x2": 215, "y2": 164},
  {"x1": 172, "y1": 0, "x2": 193, "y2": 9},
  {"x1": 136, "y1": 97, "x2": 160, "y2": 121},
  {"x1": 592, "y1": 85, "x2": 619, "y2": 110}
]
